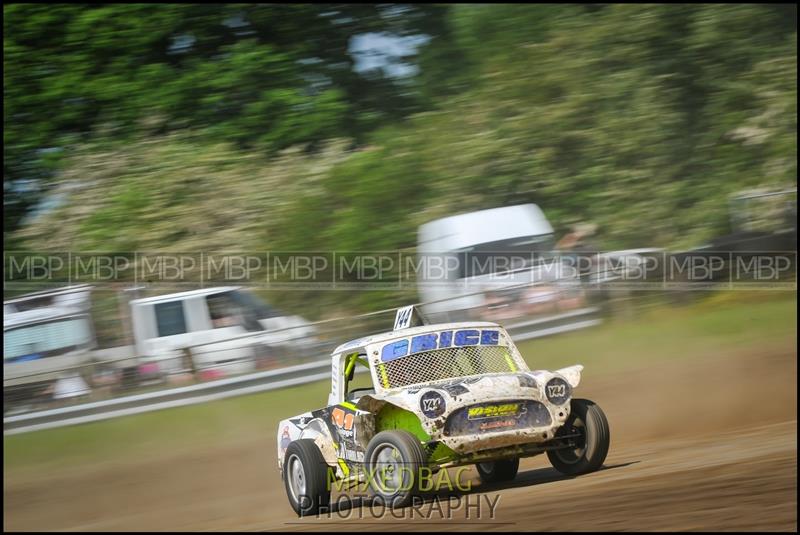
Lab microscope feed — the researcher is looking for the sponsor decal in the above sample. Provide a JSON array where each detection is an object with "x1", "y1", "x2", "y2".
[
  {"x1": 280, "y1": 426, "x2": 292, "y2": 454},
  {"x1": 381, "y1": 329, "x2": 501, "y2": 362},
  {"x1": 444, "y1": 401, "x2": 551, "y2": 436},
  {"x1": 331, "y1": 406, "x2": 356, "y2": 439},
  {"x1": 420, "y1": 390, "x2": 446, "y2": 418},
  {"x1": 479, "y1": 419, "x2": 517, "y2": 431},
  {"x1": 467, "y1": 403, "x2": 522, "y2": 420}
]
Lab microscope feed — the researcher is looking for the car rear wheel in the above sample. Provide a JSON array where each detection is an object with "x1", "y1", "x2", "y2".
[
  {"x1": 283, "y1": 439, "x2": 331, "y2": 517},
  {"x1": 547, "y1": 398, "x2": 610, "y2": 475},
  {"x1": 365, "y1": 430, "x2": 427, "y2": 509},
  {"x1": 476, "y1": 458, "x2": 520, "y2": 483}
]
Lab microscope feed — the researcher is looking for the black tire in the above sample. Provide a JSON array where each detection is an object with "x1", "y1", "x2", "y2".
[
  {"x1": 476, "y1": 458, "x2": 520, "y2": 483},
  {"x1": 547, "y1": 398, "x2": 610, "y2": 476},
  {"x1": 364, "y1": 430, "x2": 427, "y2": 509},
  {"x1": 283, "y1": 439, "x2": 332, "y2": 517}
]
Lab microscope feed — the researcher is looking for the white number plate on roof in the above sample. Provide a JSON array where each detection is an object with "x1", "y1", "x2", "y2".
[{"x1": 393, "y1": 305, "x2": 415, "y2": 330}]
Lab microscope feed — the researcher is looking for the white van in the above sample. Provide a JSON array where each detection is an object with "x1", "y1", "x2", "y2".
[
  {"x1": 129, "y1": 286, "x2": 318, "y2": 377},
  {"x1": 416, "y1": 204, "x2": 575, "y2": 321}
]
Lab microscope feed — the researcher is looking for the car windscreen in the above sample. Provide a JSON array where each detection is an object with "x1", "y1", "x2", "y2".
[
  {"x1": 227, "y1": 290, "x2": 283, "y2": 319},
  {"x1": 206, "y1": 291, "x2": 265, "y2": 332},
  {"x1": 4, "y1": 317, "x2": 93, "y2": 363},
  {"x1": 454, "y1": 234, "x2": 556, "y2": 279},
  {"x1": 376, "y1": 343, "x2": 522, "y2": 390}
]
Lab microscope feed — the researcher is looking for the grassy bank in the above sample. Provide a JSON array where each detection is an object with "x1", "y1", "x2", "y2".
[{"x1": 518, "y1": 291, "x2": 797, "y2": 373}]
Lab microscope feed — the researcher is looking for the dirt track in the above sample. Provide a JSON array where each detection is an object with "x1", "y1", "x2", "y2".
[{"x1": 4, "y1": 343, "x2": 797, "y2": 531}]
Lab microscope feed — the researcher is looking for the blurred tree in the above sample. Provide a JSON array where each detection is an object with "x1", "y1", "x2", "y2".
[
  {"x1": 7, "y1": 4, "x2": 797, "y2": 313},
  {"x1": 3, "y1": 3, "x2": 444, "y2": 235},
  {"x1": 402, "y1": 3, "x2": 797, "y2": 248}
]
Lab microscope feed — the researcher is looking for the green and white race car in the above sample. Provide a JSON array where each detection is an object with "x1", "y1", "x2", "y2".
[{"x1": 277, "y1": 307, "x2": 610, "y2": 516}]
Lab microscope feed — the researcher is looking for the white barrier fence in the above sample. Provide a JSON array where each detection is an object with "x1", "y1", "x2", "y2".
[
  {"x1": 3, "y1": 309, "x2": 603, "y2": 435},
  {"x1": 3, "y1": 306, "x2": 600, "y2": 435},
  {"x1": 5, "y1": 268, "x2": 640, "y2": 434},
  {"x1": 3, "y1": 359, "x2": 332, "y2": 435}
]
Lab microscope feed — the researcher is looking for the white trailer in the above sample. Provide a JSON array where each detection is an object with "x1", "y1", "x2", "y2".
[{"x1": 4, "y1": 285, "x2": 96, "y2": 411}]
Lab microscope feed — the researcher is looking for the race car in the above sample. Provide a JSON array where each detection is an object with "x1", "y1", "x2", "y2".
[{"x1": 276, "y1": 306, "x2": 610, "y2": 516}]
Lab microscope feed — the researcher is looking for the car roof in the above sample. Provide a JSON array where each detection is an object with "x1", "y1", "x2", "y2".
[
  {"x1": 417, "y1": 203, "x2": 553, "y2": 252},
  {"x1": 332, "y1": 321, "x2": 504, "y2": 356},
  {"x1": 128, "y1": 286, "x2": 241, "y2": 305},
  {"x1": 4, "y1": 307, "x2": 89, "y2": 329}
]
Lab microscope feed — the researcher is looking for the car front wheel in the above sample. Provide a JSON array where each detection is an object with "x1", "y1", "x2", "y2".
[
  {"x1": 365, "y1": 430, "x2": 427, "y2": 508},
  {"x1": 547, "y1": 398, "x2": 610, "y2": 475}
]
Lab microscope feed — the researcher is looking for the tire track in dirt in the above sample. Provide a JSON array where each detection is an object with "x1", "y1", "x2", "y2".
[{"x1": 4, "y1": 344, "x2": 796, "y2": 531}]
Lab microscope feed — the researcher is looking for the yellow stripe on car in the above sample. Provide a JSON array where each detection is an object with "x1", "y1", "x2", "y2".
[
  {"x1": 504, "y1": 352, "x2": 518, "y2": 372},
  {"x1": 337, "y1": 458, "x2": 350, "y2": 476},
  {"x1": 378, "y1": 364, "x2": 390, "y2": 388}
]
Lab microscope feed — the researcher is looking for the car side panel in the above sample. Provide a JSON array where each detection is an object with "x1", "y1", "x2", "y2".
[{"x1": 277, "y1": 404, "x2": 375, "y2": 480}]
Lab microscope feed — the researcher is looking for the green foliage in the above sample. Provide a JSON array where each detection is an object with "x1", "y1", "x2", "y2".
[
  {"x1": 3, "y1": 3, "x2": 443, "y2": 233},
  {"x1": 7, "y1": 4, "x2": 797, "y2": 314},
  {"x1": 403, "y1": 4, "x2": 796, "y2": 249},
  {"x1": 16, "y1": 132, "x2": 353, "y2": 252}
]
